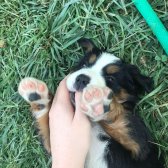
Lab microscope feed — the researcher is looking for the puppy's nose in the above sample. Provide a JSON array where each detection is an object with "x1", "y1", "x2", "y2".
[{"x1": 75, "y1": 74, "x2": 90, "y2": 91}]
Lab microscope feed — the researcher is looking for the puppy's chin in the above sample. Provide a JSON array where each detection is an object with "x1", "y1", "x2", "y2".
[{"x1": 70, "y1": 92, "x2": 76, "y2": 107}]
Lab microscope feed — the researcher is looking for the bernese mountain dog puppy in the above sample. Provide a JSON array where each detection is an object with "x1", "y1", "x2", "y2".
[{"x1": 18, "y1": 38, "x2": 164, "y2": 168}]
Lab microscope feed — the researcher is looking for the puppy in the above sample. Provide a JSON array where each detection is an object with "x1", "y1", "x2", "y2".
[{"x1": 18, "y1": 38, "x2": 164, "y2": 168}]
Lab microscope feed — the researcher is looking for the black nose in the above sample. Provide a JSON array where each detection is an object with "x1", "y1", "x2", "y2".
[{"x1": 75, "y1": 74, "x2": 90, "y2": 91}]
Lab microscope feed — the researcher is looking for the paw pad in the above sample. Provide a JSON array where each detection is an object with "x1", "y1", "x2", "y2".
[
  {"x1": 29, "y1": 93, "x2": 41, "y2": 101},
  {"x1": 18, "y1": 77, "x2": 48, "y2": 103},
  {"x1": 80, "y1": 85, "x2": 112, "y2": 121}
]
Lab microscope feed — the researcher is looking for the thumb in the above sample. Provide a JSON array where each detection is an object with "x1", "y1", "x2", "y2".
[{"x1": 74, "y1": 92, "x2": 88, "y2": 121}]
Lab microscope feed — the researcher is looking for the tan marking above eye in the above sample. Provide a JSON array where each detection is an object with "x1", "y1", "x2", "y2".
[
  {"x1": 106, "y1": 65, "x2": 119, "y2": 74},
  {"x1": 89, "y1": 54, "x2": 97, "y2": 64}
]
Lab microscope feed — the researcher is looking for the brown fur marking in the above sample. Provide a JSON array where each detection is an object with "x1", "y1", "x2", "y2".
[
  {"x1": 115, "y1": 89, "x2": 130, "y2": 103},
  {"x1": 29, "y1": 93, "x2": 53, "y2": 154},
  {"x1": 31, "y1": 103, "x2": 45, "y2": 111},
  {"x1": 37, "y1": 113, "x2": 51, "y2": 154},
  {"x1": 106, "y1": 65, "x2": 119, "y2": 74},
  {"x1": 79, "y1": 40, "x2": 94, "y2": 53},
  {"x1": 89, "y1": 54, "x2": 97, "y2": 64},
  {"x1": 100, "y1": 97, "x2": 140, "y2": 157},
  {"x1": 83, "y1": 43, "x2": 93, "y2": 53}
]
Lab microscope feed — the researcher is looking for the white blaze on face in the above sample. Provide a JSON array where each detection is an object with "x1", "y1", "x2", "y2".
[{"x1": 66, "y1": 52, "x2": 120, "y2": 92}]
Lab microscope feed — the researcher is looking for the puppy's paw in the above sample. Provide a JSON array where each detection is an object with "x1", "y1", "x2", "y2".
[
  {"x1": 18, "y1": 77, "x2": 50, "y2": 118},
  {"x1": 18, "y1": 77, "x2": 49, "y2": 103},
  {"x1": 80, "y1": 85, "x2": 112, "y2": 121}
]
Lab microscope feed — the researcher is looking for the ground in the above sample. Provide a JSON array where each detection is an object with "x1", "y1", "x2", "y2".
[{"x1": 0, "y1": 0, "x2": 168, "y2": 167}]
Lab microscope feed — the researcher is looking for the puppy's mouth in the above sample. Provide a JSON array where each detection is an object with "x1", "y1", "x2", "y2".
[{"x1": 69, "y1": 86, "x2": 86, "y2": 107}]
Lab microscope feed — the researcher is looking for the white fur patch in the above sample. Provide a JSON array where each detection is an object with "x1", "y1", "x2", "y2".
[
  {"x1": 33, "y1": 108, "x2": 48, "y2": 119},
  {"x1": 66, "y1": 52, "x2": 120, "y2": 92},
  {"x1": 91, "y1": 52, "x2": 119, "y2": 73},
  {"x1": 85, "y1": 124, "x2": 108, "y2": 168}
]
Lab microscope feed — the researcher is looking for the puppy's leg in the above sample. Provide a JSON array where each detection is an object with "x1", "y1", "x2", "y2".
[{"x1": 18, "y1": 77, "x2": 52, "y2": 154}]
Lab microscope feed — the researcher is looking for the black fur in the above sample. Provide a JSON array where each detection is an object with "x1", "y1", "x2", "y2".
[{"x1": 100, "y1": 114, "x2": 164, "y2": 168}]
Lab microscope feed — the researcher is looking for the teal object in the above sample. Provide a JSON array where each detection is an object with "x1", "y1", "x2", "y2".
[{"x1": 132, "y1": 0, "x2": 168, "y2": 56}]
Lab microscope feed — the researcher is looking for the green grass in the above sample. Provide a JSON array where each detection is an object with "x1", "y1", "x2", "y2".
[{"x1": 0, "y1": 0, "x2": 168, "y2": 167}]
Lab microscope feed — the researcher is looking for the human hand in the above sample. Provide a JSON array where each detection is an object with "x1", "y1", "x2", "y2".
[{"x1": 49, "y1": 78, "x2": 91, "y2": 168}]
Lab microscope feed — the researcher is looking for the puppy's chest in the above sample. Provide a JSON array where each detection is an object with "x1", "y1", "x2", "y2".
[{"x1": 85, "y1": 124, "x2": 108, "y2": 168}]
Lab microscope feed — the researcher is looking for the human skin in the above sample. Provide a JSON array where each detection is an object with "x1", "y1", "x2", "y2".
[{"x1": 49, "y1": 78, "x2": 91, "y2": 168}]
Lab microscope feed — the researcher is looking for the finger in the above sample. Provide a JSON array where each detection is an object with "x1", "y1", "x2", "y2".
[
  {"x1": 54, "y1": 78, "x2": 69, "y2": 102},
  {"x1": 54, "y1": 78, "x2": 73, "y2": 107},
  {"x1": 74, "y1": 92, "x2": 89, "y2": 121},
  {"x1": 49, "y1": 78, "x2": 74, "y2": 121}
]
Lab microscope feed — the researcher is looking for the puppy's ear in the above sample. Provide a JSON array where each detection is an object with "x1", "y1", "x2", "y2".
[
  {"x1": 127, "y1": 64, "x2": 153, "y2": 94},
  {"x1": 78, "y1": 38, "x2": 98, "y2": 54}
]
